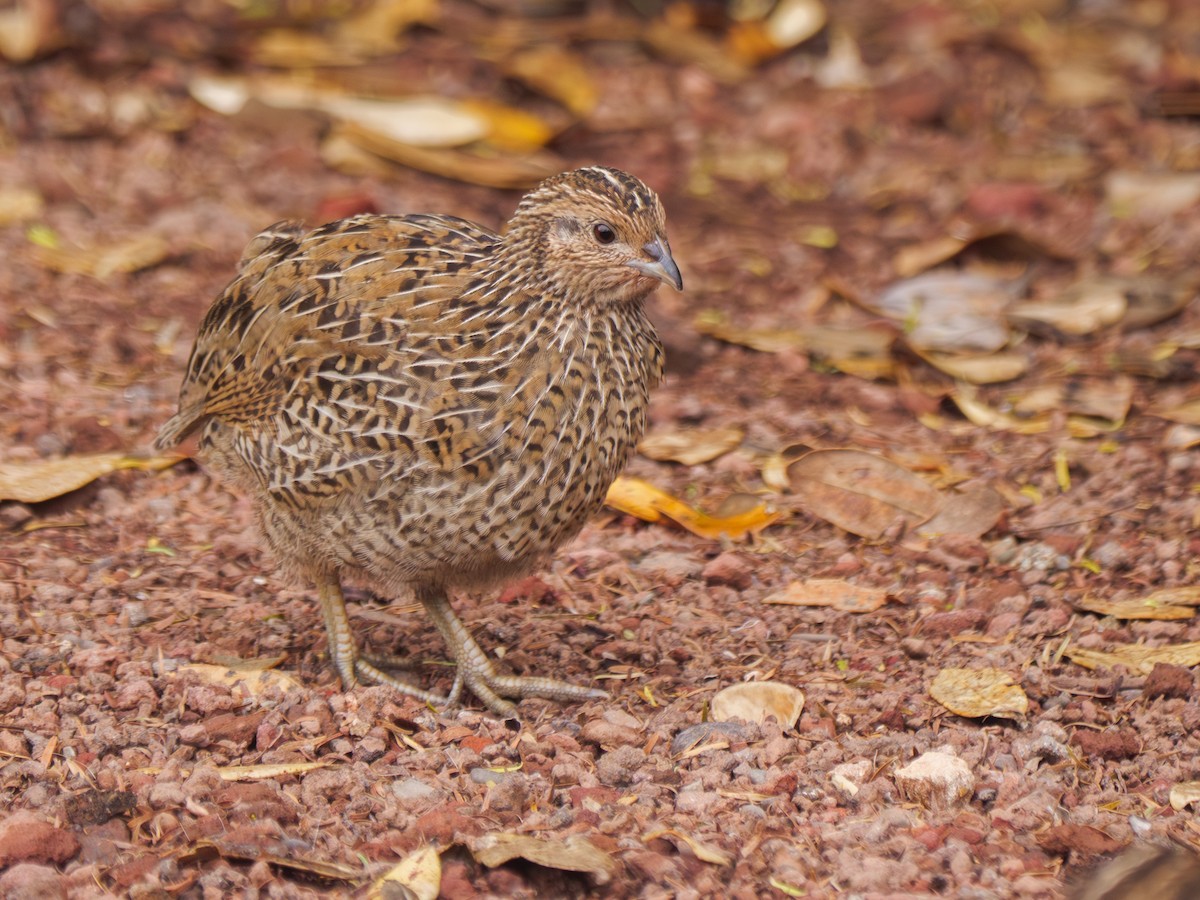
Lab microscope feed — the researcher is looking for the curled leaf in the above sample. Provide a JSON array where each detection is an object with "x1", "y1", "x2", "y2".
[
  {"x1": 605, "y1": 476, "x2": 780, "y2": 540},
  {"x1": 710, "y1": 681, "x2": 805, "y2": 728},
  {"x1": 930, "y1": 668, "x2": 1028, "y2": 720}
]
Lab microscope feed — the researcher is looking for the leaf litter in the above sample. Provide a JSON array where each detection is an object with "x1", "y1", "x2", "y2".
[{"x1": 5, "y1": 1, "x2": 1200, "y2": 897}]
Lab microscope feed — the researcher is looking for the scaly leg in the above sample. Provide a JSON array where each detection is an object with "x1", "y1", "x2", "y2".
[
  {"x1": 315, "y1": 575, "x2": 449, "y2": 706},
  {"x1": 417, "y1": 584, "x2": 607, "y2": 717}
]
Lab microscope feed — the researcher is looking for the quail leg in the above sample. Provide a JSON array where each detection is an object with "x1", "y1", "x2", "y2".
[
  {"x1": 418, "y1": 586, "x2": 608, "y2": 717},
  {"x1": 316, "y1": 576, "x2": 450, "y2": 706}
]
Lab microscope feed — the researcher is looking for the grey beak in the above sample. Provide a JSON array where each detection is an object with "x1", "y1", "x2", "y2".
[{"x1": 627, "y1": 235, "x2": 683, "y2": 291}]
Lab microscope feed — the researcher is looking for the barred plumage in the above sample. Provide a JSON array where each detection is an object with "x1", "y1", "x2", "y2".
[{"x1": 156, "y1": 167, "x2": 682, "y2": 715}]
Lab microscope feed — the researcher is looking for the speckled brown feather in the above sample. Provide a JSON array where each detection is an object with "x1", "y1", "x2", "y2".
[{"x1": 156, "y1": 167, "x2": 677, "y2": 715}]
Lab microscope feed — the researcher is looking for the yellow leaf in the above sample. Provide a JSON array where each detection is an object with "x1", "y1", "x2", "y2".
[
  {"x1": 1169, "y1": 781, "x2": 1200, "y2": 811},
  {"x1": 503, "y1": 46, "x2": 598, "y2": 117},
  {"x1": 1065, "y1": 641, "x2": 1200, "y2": 674},
  {"x1": 470, "y1": 834, "x2": 615, "y2": 883},
  {"x1": 461, "y1": 99, "x2": 555, "y2": 152},
  {"x1": 176, "y1": 662, "x2": 302, "y2": 696},
  {"x1": 32, "y1": 234, "x2": 169, "y2": 278},
  {"x1": 930, "y1": 668, "x2": 1028, "y2": 720},
  {"x1": 216, "y1": 761, "x2": 331, "y2": 782},
  {"x1": 605, "y1": 476, "x2": 780, "y2": 540},
  {"x1": 368, "y1": 846, "x2": 441, "y2": 900},
  {"x1": 0, "y1": 453, "x2": 182, "y2": 503},
  {"x1": 1073, "y1": 594, "x2": 1196, "y2": 621}
]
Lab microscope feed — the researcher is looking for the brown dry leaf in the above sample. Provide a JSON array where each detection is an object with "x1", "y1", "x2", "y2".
[
  {"x1": 1008, "y1": 277, "x2": 1130, "y2": 336},
  {"x1": 642, "y1": 19, "x2": 748, "y2": 85},
  {"x1": 0, "y1": 453, "x2": 182, "y2": 503},
  {"x1": 334, "y1": 122, "x2": 559, "y2": 189},
  {"x1": 806, "y1": 325, "x2": 897, "y2": 379},
  {"x1": 1163, "y1": 423, "x2": 1200, "y2": 450},
  {"x1": 638, "y1": 427, "x2": 744, "y2": 465},
  {"x1": 31, "y1": 234, "x2": 169, "y2": 278},
  {"x1": 916, "y1": 486, "x2": 1005, "y2": 538},
  {"x1": 0, "y1": 0, "x2": 61, "y2": 62},
  {"x1": 709, "y1": 681, "x2": 805, "y2": 728},
  {"x1": 1065, "y1": 641, "x2": 1200, "y2": 674},
  {"x1": 178, "y1": 839, "x2": 366, "y2": 883},
  {"x1": 1169, "y1": 782, "x2": 1200, "y2": 812},
  {"x1": 951, "y1": 386, "x2": 1051, "y2": 434},
  {"x1": 470, "y1": 834, "x2": 615, "y2": 884},
  {"x1": 892, "y1": 227, "x2": 1071, "y2": 280},
  {"x1": 917, "y1": 350, "x2": 1028, "y2": 384},
  {"x1": 1074, "y1": 593, "x2": 1197, "y2": 621},
  {"x1": 930, "y1": 668, "x2": 1029, "y2": 720},
  {"x1": 1106, "y1": 171, "x2": 1200, "y2": 219},
  {"x1": 0, "y1": 187, "x2": 43, "y2": 225},
  {"x1": 605, "y1": 476, "x2": 781, "y2": 540},
  {"x1": 786, "y1": 449, "x2": 941, "y2": 540},
  {"x1": 1149, "y1": 397, "x2": 1200, "y2": 426},
  {"x1": 874, "y1": 271, "x2": 1013, "y2": 353},
  {"x1": 176, "y1": 662, "x2": 303, "y2": 696},
  {"x1": 368, "y1": 845, "x2": 441, "y2": 900},
  {"x1": 763, "y1": 578, "x2": 888, "y2": 613},
  {"x1": 504, "y1": 46, "x2": 598, "y2": 117},
  {"x1": 216, "y1": 761, "x2": 331, "y2": 782},
  {"x1": 694, "y1": 310, "x2": 807, "y2": 353},
  {"x1": 642, "y1": 828, "x2": 733, "y2": 866}
]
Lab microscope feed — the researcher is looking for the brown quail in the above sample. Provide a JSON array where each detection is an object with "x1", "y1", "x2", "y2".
[{"x1": 156, "y1": 167, "x2": 682, "y2": 716}]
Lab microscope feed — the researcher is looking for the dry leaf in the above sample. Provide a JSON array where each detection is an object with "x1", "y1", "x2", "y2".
[
  {"x1": 786, "y1": 449, "x2": 941, "y2": 540},
  {"x1": 0, "y1": 187, "x2": 43, "y2": 225},
  {"x1": 694, "y1": 310, "x2": 807, "y2": 353},
  {"x1": 178, "y1": 839, "x2": 366, "y2": 883},
  {"x1": 638, "y1": 427, "x2": 744, "y2": 465},
  {"x1": 916, "y1": 486, "x2": 1005, "y2": 538},
  {"x1": 176, "y1": 662, "x2": 303, "y2": 696},
  {"x1": 763, "y1": 578, "x2": 888, "y2": 613},
  {"x1": 1065, "y1": 641, "x2": 1200, "y2": 674},
  {"x1": 641, "y1": 828, "x2": 733, "y2": 866},
  {"x1": 916, "y1": 350, "x2": 1028, "y2": 384},
  {"x1": 31, "y1": 234, "x2": 169, "y2": 278},
  {"x1": 1163, "y1": 423, "x2": 1200, "y2": 450},
  {"x1": 0, "y1": 453, "x2": 181, "y2": 503},
  {"x1": 1073, "y1": 594, "x2": 1196, "y2": 621},
  {"x1": 1009, "y1": 277, "x2": 1130, "y2": 336},
  {"x1": 504, "y1": 46, "x2": 598, "y2": 117},
  {"x1": 726, "y1": 0, "x2": 826, "y2": 64},
  {"x1": 605, "y1": 476, "x2": 781, "y2": 540},
  {"x1": 1150, "y1": 397, "x2": 1200, "y2": 426},
  {"x1": 470, "y1": 834, "x2": 615, "y2": 884},
  {"x1": 1169, "y1": 781, "x2": 1200, "y2": 812},
  {"x1": 216, "y1": 761, "x2": 331, "y2": 781},
  {"x1": 873, "y1": 271, "x2": 1013, "y2": 353},
  {"x1": 642, "y1": 19, "x2": 748, "y2": 85},
  {"x1": 930, "y1": 668, "x2": 1029, "y2": 720},
  {"x1": 1106, "y1": 171, "x2": 1200, "y2": 219},
  {"x1": 334, "y1": 122, "x2": 558, "y2": 189},
  {"x1": 951, "y1": 386, "x2": 1051, "y2": 434},
  {"x1": 368, "y1": 846, "x2": 441, "y2": 900},
  {"x1": 710, "y1": 681, "x2": 805, "y2": 728}
]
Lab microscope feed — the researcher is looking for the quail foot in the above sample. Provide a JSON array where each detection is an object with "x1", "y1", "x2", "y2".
[{"x1": 156, "y1": 167, "x2": 682, "y2": 716}]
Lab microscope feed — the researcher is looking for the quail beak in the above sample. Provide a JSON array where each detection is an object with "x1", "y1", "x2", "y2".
[{"x1": 627, "y1": 235, "x2": 683, "y2": 292}]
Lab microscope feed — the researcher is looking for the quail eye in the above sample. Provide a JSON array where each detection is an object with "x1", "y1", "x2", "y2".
[{"x1": 593, "y1": 222, "x2": 616, "y2": 244}]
